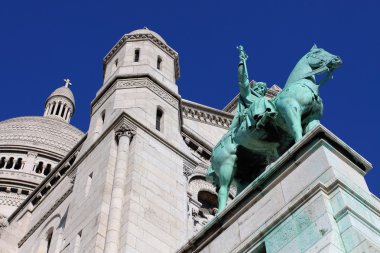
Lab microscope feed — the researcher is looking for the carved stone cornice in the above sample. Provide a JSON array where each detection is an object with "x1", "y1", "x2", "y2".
[
  {"x1": 103, "y1": 33, "x2": 180, "y2": 80},
  {"x1": 182, "y1": 99, "x2": 233, "y2": 129},
  {"x1": 91, "y1": 77, "x2": 179, "y2": 115}
]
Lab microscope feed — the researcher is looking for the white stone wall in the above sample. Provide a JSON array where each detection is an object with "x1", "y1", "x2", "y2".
[{"x1": 183, "y1": 118, "x2": 227, "y2": 147}]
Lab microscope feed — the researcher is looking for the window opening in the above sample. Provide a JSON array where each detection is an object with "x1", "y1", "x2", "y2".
[
  {"x1": 134, "y1": 49, "x2": 140, "y2": 62},
  {"x1": 14, "y1": 158, "x2": 23, "y2": 170},
  {"x1": 6, "y1": 157, "x2": 14, "y2": 169},
  {"x1": 157, "y1": 56, "x2": 162, "y2": 70},
  {"x1": 0, "y1": 157, "x2": 5, "y2": 168},
  {"x1": 61, "y1": 105, "x2": 66, "y2": 117},
  {"x1": 44, "y1": 164, "x2": 52, "y2": 176},
  {"x1": 156, "y1": 108, "x2": 163, "y2": 131},
  {"x1": 35, "y1": 161, "x2": 43, "y2": 174},
  {"x1": 56, "y1": 103, "x2": 61, "y2": 115}
]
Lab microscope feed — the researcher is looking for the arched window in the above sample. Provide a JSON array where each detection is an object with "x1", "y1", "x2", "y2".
[
  {"x1": 14, "y1": 158, "x2": 23, "y2": 170},
  {"x1": 157, "y1": 56, "x2": 162, "y2": 70},
  {"x1": 134, "y1": 49, "x2": 140, "y2": 62},
  {"x1": 0, "y1": 157, "x2": 5, "y2": 168},
  {"x1": 50, "y1": 102, "x2": 56, "y2": 115},
  {"x1": 35, "y1": 227, "x2": 54, "y2": 253},
  {"x1": 35, "y1": 161, "x2": 43, "y2": 174},
  {"x1": 44, "y1": 164, "x2": 52, "y2": 176},
  {"x1": 55, "y1": 103, "x2": 61, "y2": 116},
  {"x1": 6, "y1": 157, "x2": 14, "y2": 169},
  {"x1": 61, "y1": 105, "x2": 66, "y2": 117},
  {"x1": 198, "y1": 191, "x2": 218, "y2": 210},
  {"x1": 156, "y1": 107, "x2": 164, "y2": 131}
]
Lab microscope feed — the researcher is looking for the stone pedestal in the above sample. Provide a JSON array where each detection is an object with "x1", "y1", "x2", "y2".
[{"x1": 178, "y1": 125, "x2": 380, "y2": 253}]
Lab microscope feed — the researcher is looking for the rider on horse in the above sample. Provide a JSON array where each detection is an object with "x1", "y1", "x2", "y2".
[{"x1": 229, "y1": 46, "x2": 276, "y2": 131}]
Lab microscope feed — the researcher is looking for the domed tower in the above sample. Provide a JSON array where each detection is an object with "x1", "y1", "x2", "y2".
[
  {"x1": 0, "y1": 81, "x2": 84, "y2": 218},
  {"x1": 44, "y1": 79, "x2": 75, "y2": 123}
]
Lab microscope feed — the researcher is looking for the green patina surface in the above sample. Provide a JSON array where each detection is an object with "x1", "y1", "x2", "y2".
[{"x1": 208, "y1": 45, "x2": 342, "y2": 211}]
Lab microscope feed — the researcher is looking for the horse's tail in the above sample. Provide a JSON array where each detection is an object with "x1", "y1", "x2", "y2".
[{"x1": 206, "y1": 165, "x2": 219, "y2": 188}]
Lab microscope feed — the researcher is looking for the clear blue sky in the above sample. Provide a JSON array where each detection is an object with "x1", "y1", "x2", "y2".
[{"x1": 1, "y1": 1, "x2": 379, "y2": 196}]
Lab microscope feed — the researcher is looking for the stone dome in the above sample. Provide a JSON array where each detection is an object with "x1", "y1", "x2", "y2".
[
  {"x1": 128, "y1": 28, "x2": 167, "y2": 44},
  {"x1": 47, "y1": 86, "x2": 75, "y2": 106},
  {"x1": 0, "y1": 116, "x2": 84, "y2": 156}
]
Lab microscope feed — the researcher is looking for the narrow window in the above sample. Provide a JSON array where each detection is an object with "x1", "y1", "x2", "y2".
[
  {"x1": 6, "y1": 157, "x2": 14, "y2": 169},
  {"x1": 85, "y1": 172, "x2": 93, "y2": 197},
  {"x1": 56, "y1": 103, "x2": 61, "y2": 115},
  {"x1": 35, "y1": 161, "x2": 43, "y2": 174},
  {"x1": 44, "y1": 164, "x2": 52, "y2": 176},
  {"x1": 101, "y1": 110, "x2": 106, "y2": 123},
  {"x1": 156, "y1": 108, "x2": 163, "y2": 131},
  {"x1": 157, "y1": 56, "x2": 162, "y2": 70},
  {"x1": 50, "y1": 103, "x2": 56, "y2": 115},
  {"x1": 134, "y1": 49, "x2": 140, "y2": 62},
  {"x1": 61, "y1": 105, "x2": 66, "y2": 117},
  {"x1": 46, "y1": 229, "x2": 53, "y2": 252},
  {"x1": 0, "y1": 157, "x2": 5, "y2": 168},
  {"x1": 73, "y1": 230, "x2": 82, "y2": 253},
  {"x1": 14, "y1": 158, "x2": 23, "y2": 170},
  {"x1": 114, "y1": 58, "x2": 118, "y2": 67}
]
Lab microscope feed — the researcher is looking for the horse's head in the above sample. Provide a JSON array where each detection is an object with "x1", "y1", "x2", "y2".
[{"x1": 306, "y1": 44, "x2": 342, "y2": 71}]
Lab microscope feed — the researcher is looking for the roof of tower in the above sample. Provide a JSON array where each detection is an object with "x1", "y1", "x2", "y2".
[
  {"x1": 103, "y1": 28, "x2": 180, "y2": 80},
  {"x1": 46, "y1": 86, "x2": 75, "y2": 106},
  {"x1": 128, "y1": 27, "x2": 167, "y2": 43}
]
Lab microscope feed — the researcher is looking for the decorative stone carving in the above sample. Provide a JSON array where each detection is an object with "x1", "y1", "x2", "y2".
[
  {"x1": 182, "y1": 100, "x2": 233, "y2": 129},
  {"x1": 92, "y1": 78, "x2": 179, "y2": 114},
  {"x1": 115, "y1": 124, "x2": 136, "y2": 142}
]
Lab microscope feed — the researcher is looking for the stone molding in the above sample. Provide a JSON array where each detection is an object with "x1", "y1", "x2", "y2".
[
  {"x1": 103, "y1": 33, "x2": 180, "y2": 80},
  {"x1": 91, "y1": 77, "x2": 179, "y2": 115},
  {"x1": 182, "y1": 99, "x2": 233, "y2": 129},
  {"x1": 0, "y1": 192, "x2": 27, "y2": 207},
  {"x1": 18, "y1": 186, "x2": 73, "y2": 247}
]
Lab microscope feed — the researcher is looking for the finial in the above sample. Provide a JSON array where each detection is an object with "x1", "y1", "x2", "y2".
[
  {"x1": 143, "y1": 26, "x2": 149, "y2": 30},
  {"x1": 64, "y1": 79, "x2": 72, "y2": 88}
]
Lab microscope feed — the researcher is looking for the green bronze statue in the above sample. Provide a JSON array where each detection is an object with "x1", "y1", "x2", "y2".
[{"x1": 208, "y1": 44, "x2": 342, "y2": 212}]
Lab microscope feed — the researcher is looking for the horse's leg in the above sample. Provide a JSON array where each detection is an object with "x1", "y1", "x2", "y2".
[
  {"x1": 277, "y1": 99, "x2": 303, "y2": 142},
  {"x1": 217, "y1": 154, "x2": 237, "y2": 211},
  {"x1": 304, "y1": 118, "x2": 320, "y2": 133}
]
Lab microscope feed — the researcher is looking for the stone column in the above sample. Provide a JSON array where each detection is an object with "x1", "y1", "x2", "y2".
[
  {"x1": 104, "y1": 124, "x2": 135, "y2": 253},
  {"x1": 23, "y1": 152, "x2": 38, "y2": 173}
]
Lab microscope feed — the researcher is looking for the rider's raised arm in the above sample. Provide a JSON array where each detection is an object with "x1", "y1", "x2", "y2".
[{"x1": 238, "y1": 61, "x2": 250, "y2": 99}]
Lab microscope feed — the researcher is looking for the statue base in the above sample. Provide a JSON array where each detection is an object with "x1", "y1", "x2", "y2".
[{"x1": 178, "y1": 125, "x2": 380, "y2": 253}]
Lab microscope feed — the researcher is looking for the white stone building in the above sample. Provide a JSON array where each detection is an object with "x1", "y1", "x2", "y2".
[{"x1": 0, "y1": 28, "x2": 379, "y2": 253}]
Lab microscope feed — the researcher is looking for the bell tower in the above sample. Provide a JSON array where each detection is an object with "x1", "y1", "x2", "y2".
[{"x1": 63, "y1": 28, "x2": 195, "y2": 253}]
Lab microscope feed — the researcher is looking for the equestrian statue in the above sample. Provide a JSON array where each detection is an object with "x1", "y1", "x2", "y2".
[{"x1": 208, "y1": 44, "x2": 342, "y2": 211}]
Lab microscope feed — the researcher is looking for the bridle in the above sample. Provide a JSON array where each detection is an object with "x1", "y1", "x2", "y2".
[{"x1": 301, "y1": 53, "x2": 334, "y2": 86}]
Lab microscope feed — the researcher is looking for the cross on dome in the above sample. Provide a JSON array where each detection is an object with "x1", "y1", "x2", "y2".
[{"x1": 64, "y1": 79, "x2": 72, "y2": 88}]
